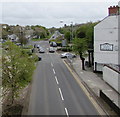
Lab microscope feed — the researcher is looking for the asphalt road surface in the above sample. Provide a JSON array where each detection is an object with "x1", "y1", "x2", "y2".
[{"x1": 28, "y1": 41, "x2": 99, "y2": 115}]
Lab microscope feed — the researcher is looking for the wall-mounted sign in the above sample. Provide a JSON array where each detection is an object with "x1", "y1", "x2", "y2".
[{"x1": 100, "y1": 43, "x2": 113, "y2": 51}]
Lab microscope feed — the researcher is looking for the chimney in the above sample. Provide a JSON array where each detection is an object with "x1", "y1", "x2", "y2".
[{"x1": 108, "y1": 5, "x2": 119, "y2": 16}]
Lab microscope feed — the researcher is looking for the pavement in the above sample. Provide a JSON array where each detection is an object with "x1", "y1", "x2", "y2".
[{"x1": 64, "y1": 56, "x2": 120, "y2": 115}]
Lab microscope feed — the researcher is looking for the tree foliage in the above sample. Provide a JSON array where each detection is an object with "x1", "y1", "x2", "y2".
[
  {"x1": 2, "y1": 29, "x2": 10, "y2": 40},
  {"x1": 72, "y1": 38, "x2": 88, "y2": 56},
  {"x1": 31, "y1": 25, "x2": 49, "y2": 38},
  {"x1": 2, "y1": 41, "x2": 35, "y2": 104},
  {"x1": 76, "y1": 26, "x2": 87, "y2": 38},
  {"x1": 76, "y1": 22, "x2": 98, "y2": 48},
  {"x1": 64, "y1": 31, "x2": 71, "y2": 42},
  {"x1": 72, "y1": 38, "x2": 88, "y2": 70},
  {"x1": 19, "y1": 32, "x2": 28, "y2": 45}
]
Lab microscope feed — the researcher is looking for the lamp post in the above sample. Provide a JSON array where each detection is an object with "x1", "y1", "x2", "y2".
[
  {"x1": 60, "y1": 21, "x2": 64, "y2": 28},
  {"x1": 71, "y1": 22, "x2": 73, "y2": 43}
]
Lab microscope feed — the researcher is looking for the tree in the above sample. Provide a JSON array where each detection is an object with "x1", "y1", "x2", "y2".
[
  {"x1": 72, "y1": 38, "x2": 88, "y2": 70},
  {"x1": 2, "y1": 29, "x2": 9, "y2": 40},
  {"x1": 76, "y1": 25, "x2": 88, "y2": 38},
  {"x1": 19, "y1": 32, "x2": 28, "y2": 45},
  {"x1": 64, "y1": 31, "x2": 71, "y2": 42},
  {"x1": 2, "y1": 41, "x2": 35, "y2": 105},
  {"x1": 32, "y1": 25, "x2": 49, "y2": 39}
]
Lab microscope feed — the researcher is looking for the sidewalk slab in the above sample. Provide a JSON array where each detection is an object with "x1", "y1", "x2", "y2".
[{"x1": 67, "y1": 56, "x2": 120, "y2": 110}]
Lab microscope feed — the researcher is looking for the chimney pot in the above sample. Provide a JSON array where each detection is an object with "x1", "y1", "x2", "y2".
[{"x1": 108, "y1": 5, "x2": 119, "y2": 16}]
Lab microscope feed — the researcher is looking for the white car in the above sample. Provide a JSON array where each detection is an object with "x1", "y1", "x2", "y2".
[
  {"x1": 61, "y1": 52, "x2": 76, "y2": 58},
  {"x1": 50, "y1": 41, "x2": 57, "y2": 47},
  {"x1": 49, "y1": 47, "x2": 55, "y2": 53},
  {"x1": 37, "y1": 45, "x2": 40, "y2": 48},
  {"x1": 39, "y1": 47, "x2": 45, "y2": 53}
]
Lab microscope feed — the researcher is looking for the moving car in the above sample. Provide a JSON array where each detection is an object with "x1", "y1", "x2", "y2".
[
  {"x1": 37, "y1": 45, "x2": 40, "y2": 48},
  {"x1": 61, "y1": 52, "x2": 76, "y2": 58},
  {"x1": 49, "y1": 47, "x2": 55, "y2": 53},
  {"x1": 50, "y1": 41, "x2": 57, "y2": 47},
  {"x1": 34, "y1": 44, "x2": 40, "y2": 48}
]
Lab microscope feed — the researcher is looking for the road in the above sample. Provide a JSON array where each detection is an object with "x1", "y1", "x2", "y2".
[{"x1": 28, "y1": 41, "x2": 99, "y2": 115}]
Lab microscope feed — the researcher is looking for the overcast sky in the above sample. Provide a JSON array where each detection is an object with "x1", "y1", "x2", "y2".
[{"x1": 0, "y1": 0, "x2": 119, "y2": 28}]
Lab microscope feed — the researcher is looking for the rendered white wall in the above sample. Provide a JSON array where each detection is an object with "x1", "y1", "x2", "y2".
[
  {"x1": 103, "y1": 66, "x2": 120, "y2": 93},
  {"x1": 94, "y1": 15, "x2": 119, "y2": 71},
  {"x1": 118, "y1": 14, "x2": 120, "y2": 66}
]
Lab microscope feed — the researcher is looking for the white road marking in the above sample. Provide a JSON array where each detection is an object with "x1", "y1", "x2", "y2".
[
  {"x1": 59, "y1": 88, "x2": 64, "y2": 101},
  {"x1": 53, "y1": 69, "x2": 56, "y2": 74},
  {"x1": 51, "y1": 63, "x2": 53, "y2": 67},
  {"x1": 55, "y1": 76, "x2": 59, "y2": 84},
  {"x1": 64, "y1": 108, "x2": 69, "y2": 117}
]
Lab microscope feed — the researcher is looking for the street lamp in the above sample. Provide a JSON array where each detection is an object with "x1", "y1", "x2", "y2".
[
  {"x1": 60, "y1": 20, "x2": 64, "y2": 28},
  {"x1": 70, "y1": 22, "x2": 73, "y2": 43}
]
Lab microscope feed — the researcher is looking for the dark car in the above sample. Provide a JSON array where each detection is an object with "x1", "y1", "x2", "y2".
[{"x1": 38, "y1": 56, "x2": 42, "y2": 61}]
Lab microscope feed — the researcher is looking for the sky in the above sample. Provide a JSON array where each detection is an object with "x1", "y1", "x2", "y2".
[{"x1": 0, "y1": 0, "x2": 119, "y2": 28}]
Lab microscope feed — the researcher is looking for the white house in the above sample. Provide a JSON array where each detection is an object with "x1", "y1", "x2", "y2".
[
  {"x1": 49, "y1": 31, "x2": 64, "y2": 40},
  {"x1": 8, "y1": 34, "x2": 19, "y2": 42},
  {"x1": 94, "y1": 2, "x2": 120, "y2": 72}
]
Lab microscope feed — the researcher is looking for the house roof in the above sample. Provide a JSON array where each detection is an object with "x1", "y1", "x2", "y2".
[{"x1": 94, "y1": 15, "x2": 119, "y2": 29}]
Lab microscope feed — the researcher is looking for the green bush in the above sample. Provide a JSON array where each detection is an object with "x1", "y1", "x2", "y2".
[
  {"x1": 26, "y1": 51, "x2": 32, "y2": 56},
  {"x1": 56, "y1": 42, "x2": 62, "y2": 46},
  {"x1": 2, "y1": 41, "x2": 36, "y2": 105},
  {"x1": 32, "y1": 54, "x2": 39, "y2": 62},
  {"x1": 21, "y1": 49, "x2": 33, "y2": 56}
]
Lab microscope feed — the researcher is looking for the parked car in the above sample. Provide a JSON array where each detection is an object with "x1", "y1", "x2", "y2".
[
  {"x1": 50, "y1": 41, "x2": 57, "y2": 47},
  {"x1": 1, "y1": 40, "x2": 7, "y2": 43},
  {"x1": 39, "y1": 47, "x2": 45, "y2": 53},
  {"x1": 38, "y1": 56, "x2": 42, "y2": 61},
  {"x1": 15, "y1": 43, "x2": 22, "y2": 46},
  {"x1": 37, "y1": 45, "x2": 40, "y2": 48},
  {"x1": 61, "y1": 52, "x2": 76, "y2": 58},
  {"x1": 49, "y1": 47, "x2": 55, "y2": 53}
]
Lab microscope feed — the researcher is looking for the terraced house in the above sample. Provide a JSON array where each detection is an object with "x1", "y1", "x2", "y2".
[
  {"x1": 94, "y1": 2, "x2": 120, "y2": 72},
  {"x1": 94, "y1": 2, "x2": 120, "y2": 110}
]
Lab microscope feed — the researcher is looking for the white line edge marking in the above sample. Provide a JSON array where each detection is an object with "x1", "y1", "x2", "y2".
[
  {"x1": 55, "y1": 76, "x2": 59, "y2": 84},
  {"x1": 59, "y1": 88, "x2": 64, "y2": 101},
  {"x1": 51, "y1": 62, "x2": 53, "y2": 67},
  {"x1": 65, "y1": 108, "x2": 69, "y2": 117},
  {"x1": 53, "y1": 69, "x2": 56, "y2": 74}
]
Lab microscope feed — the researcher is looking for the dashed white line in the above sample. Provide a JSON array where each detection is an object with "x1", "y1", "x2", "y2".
[
  {"x1": 59, "y1": 88, "x2": 64, "y2": 101},
  {"x1": 51, "y1": 62, "x2": 53, "y2": 67},
  {"x1": 55, "y1": 76, "x2": 59, "y2": 84},
  {"x1": 64, "y1": 108, "x2": 69, "y2": 117},
  {"x1": 53, "y1": 69, "x2": 56, "y2": 74}
]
